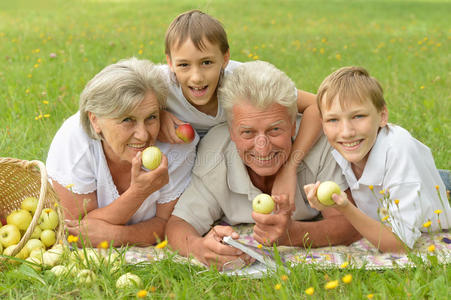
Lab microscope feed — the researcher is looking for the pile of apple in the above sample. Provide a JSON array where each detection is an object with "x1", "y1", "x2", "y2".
[{"x1": 0, "y1": 196, "x2": 61, "y2": 266}]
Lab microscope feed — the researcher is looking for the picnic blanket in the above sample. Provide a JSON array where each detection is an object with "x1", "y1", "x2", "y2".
[{"x1": 124, "y1": 224, "x2": 451, "y2": 270}]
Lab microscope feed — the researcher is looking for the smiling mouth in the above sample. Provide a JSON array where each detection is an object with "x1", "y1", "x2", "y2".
[
  {"x1": 340, "y1": 140, "x2": 362, "y2": 149},
  {"x1": 253, "y1": 152, "x2": 277, "y2": 162},
  {"x1": 189, "y1": 85, "x2": 208, "y2": 97},
  {"x1": 127, "y1": 143, "x2": 147, "y2": 150}
]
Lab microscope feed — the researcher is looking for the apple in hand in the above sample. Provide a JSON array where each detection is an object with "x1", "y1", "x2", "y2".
[
  {"x1": 176, "y1": 123, "x2": 195, "y2": 143},
  {"x1": 316, "y1": 181, "x2": 341, "y2": 206},
  {"x1": 21, "y1": 196, "x2": 39, "y2": 214},
  {"x1": 7, "y1": 209, "x2": 33, "y2": 231},
  {"x1": 40, "y1": 229, "x2": 56, "y2": 247},
  {"x1": 116, "y1": 273, "x2": 142, "y2": 289},
  {"x1": 252, "y1": 193, "x2": 275, "y2": 214},
  {"x1": 38, "y1": 208, "x2": 59, "y2": 230},
  {"x1": 0, "y1": 224, "x2": 21, "y2": 247},
  {"x1": 141, "y1": 146, "x2": 162, "y2": 171}
]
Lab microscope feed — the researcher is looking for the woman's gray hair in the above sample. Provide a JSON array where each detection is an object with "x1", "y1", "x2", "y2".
[
  {"x1": 79, "y1": 57, "x2": 168, "y2": 140},
  {"x1": 218, "y1": 60, "x2": 298, "y2": 123}
]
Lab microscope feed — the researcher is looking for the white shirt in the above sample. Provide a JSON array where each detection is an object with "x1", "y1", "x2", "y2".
[
  {"x1": 159, "y1": 60, "x2": 242, "y2": 138},
  {"x1": 332, "y1": 124, "x2": 451, "y2": 248},
  {"x1": 46, "y1": 112, "x2": 198, "y2": 225}
]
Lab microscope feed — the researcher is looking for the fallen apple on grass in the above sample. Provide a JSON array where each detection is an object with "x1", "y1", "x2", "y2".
[
  {"x1": 141, "y1": 146, "x2": 162, "y2": 171},
  {"x1": 316, "y1": 181, "x2": 341, "y2": 206},
  {"x1": 77, "y1": 269, "x2": 97, "y2": 285},
  {"x1": 116, "y1": 272, "x2": 142, "y2": 289},
  {"x1": 252, "y1": 193, "x2": 275, "y2": 214},
  {"x1": 176, "y1": 123, "x2": 195, "y2": 143}
]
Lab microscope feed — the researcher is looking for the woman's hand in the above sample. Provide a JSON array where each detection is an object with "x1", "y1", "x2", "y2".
[{"x1": 157, "y1": 110, "x2": 185, "y2": 144}]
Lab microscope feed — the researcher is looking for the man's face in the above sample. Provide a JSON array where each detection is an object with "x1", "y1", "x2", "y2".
[{"x1": 229, "y1": 101, "x2": 296, "y2": 178}]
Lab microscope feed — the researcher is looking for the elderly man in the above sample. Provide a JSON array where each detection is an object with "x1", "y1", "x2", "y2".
[{"x1": 166, "y1": 61, "x2": 360, "y2": 267}]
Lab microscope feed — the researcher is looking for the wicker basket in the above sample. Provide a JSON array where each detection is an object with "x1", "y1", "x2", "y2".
[{"x1": 0, "y1": 157, "x2": 64, "y2": 262}]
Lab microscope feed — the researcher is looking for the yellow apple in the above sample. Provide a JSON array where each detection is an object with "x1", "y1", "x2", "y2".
[
  {"x1": 316, "y1": 181, "x2": 341, "y2": 206},
  {"x1": 30, "y1": 226, "x2": 42, "y2": 239},
  {"x1": 50, "y1": 265, "x2": 69, "y2": 276},
  {"x1": 3, "y1": 244, "x2": 29, "y2": 260},
  {"x1": 252, "y1": 193, "x2": 275, "y2": 214},
  {"x1": 7, "y1": 209, "x2": 32, "y2": 231},
  {"x1": 38, "y1": 208, "x2": 59, "y2": 230},
  {"x1": 0, "y1": 224, "x2": 21, "y2": 247},
  {"x1": 29, "y1": 248, "x2": 45, "y2": 261},
  {"x1": 21, "y1": 196, "x2": 39, "y2": 214},
  {"x1": 24, "y1": 238, "x2": 46, "y2": 253},
  {"x1": 115, "y1": 273, "x2": 142, "y2": 289},
  {"x1": 77, "y1": 269, "x2": 97, "y2": 285},
  {"x1": 25, "y1": 256, "x2": 42, "y2": 271},
  {"x1": 40, "y1": 229, "x2": 56, "y2": 247},
  {"x1": 141, "y1": 146, "x2": 162, "y2": 171}
]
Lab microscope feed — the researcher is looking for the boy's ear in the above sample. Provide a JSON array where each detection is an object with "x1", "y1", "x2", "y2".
[
  {"x1": 222, "y1": 49, "x2": 230, "y2": 69},
  {"x1": 379, "y1": 106, "x2": 389, "y2": 127},
  {"x1": 166, "y1": 55, "x2": 174, "y2": 72}
]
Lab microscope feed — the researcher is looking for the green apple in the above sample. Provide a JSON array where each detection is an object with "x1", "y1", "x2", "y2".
[
  {"x1": 7, "y1": 209, "x2": 32, "y2": 231},
  {"x1": 25, "y1": 256, "x2": 42, "y2": 271},
  {"x1": 21, "y1": 196, "x2": 39, "y2": 214},
  {"x1": 252, "y1": 193, "x2": 275, "y2": 214},
  {"x1": 38, "y1": 208, "x2": 59, "y2": 230},
  {"x1": 30, "y1": 226, "x2": 42, "y2": 239},
  {"x1": 3, "y1": 244, "x2": 29, "y2": 259},
  {"x1": 0, "y1": 224, "x2": 21, "y2": 247},
  {"x1": 50, "y1": 265, "x2": 69, "y2": 276},
  {"x1": 29, "y1": 248, "x2": 45, "y2": 261},
  {"x1": 316, "y1": 181, "x2": 341, "y2": 206},
  {"x1": 24, "y1": 238, "x2": 46, "y2": 253},
  {"x1": 77, "y1": 269, "x2": 97, "y2": 285},
  {"x1": 0, "y1": 242, "x2": 3, "y2": 254},
  {"x1": 141, "y1": 146, "x2": 162, "y2": 171},
  {"x1": 40, "y1": 229, "x2": 56, "y2": 247},
  {"x1": 42, "y1": 249, "x2": 62, "y2": 267},
  {"x1": 115, "y1": 272, "x2": 142, "y2": 289}
]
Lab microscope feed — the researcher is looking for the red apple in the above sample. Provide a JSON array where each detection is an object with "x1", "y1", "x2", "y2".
[
  {"x1": 142, "y1": 146, "x2": 162, "y2": 171},
  {"x1": 252, "y1": 193, "x2": 275, "y2": 214},
  {"x1": 176, "y1": 123, "x2": 195, "y2": 143}
]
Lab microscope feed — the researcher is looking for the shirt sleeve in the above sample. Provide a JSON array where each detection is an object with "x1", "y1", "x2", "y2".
[
  {"x1": 156, "y1": 135, "x2": 199, "y2": 204},
  {"x1": 46, "y1": 117, "x2": 97, "y2": 194},
  {"x1": 172, "y1": 172, "x2": 223, "y2": 236}
]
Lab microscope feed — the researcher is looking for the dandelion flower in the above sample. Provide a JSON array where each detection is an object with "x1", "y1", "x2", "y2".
[
  {"x1": 435, "y1": 185, "x2": 439, "y2": 190},
  {"x1": 434, "y1": 209, "x2": 442, "y2": 215},
  {"x1": 155, "y1": 240, "x2": 168, "y2": 249},
  {"x1": 369, "y1": 185, "x2": 374, "y2": 191},
  {"x1": 394, "y1": 199, "x2": 399, "y2": 205},
  {"x1": 379, "y1": 190, "x2": 385, "y2": 195},
  {"x1": 305, "y1": 287, "x2": 314, "y2": 295},
  {"x1": 274, "y1": 283, "x2": 282, "y2": 290},
  {"x1": 281, "y1": 275, "x2": 288, "y2": 281},
  {"x1": 423, "y1": 221, "x2": 432, "y2": 228},
  {"x1": 42, "y1": 100, "x2": 49, "y2": 104},
  {"x1": 67, "y1": 235, "x2": 79, "y2": 243},
  {"x1": 257, "y1": 244, "x2": 263, "y2": 249},
  {"x1": 427, "y1": 244, "x2": 435, "y2": 252},
  {"x1": 97, "y1": 240, "x2": 108, "y2": 249},
  {"x1": 65, "y1": 183, "x2": 74, "y2": 189},
  {"x1": 381, "y1": 215, "x2": 389, "y2": 222},
  {"x1": 342, "y1": 274, "x2": 352, "y2": 284},
  {"x1": 367, "y1": 294, "x2": 374, "y2": 299},
  {"x1": 137, "y1": 290, "x2": 147, "y2": 298},
  {"x1": 340, "y1": 261, "x2": 349, "y2": 268},
  {"x1": 325, "y1": 280, "x2": 338, "y2": 290},
  {"x1": 150, "y1": 286, "x2": 156, "y2": 292}
]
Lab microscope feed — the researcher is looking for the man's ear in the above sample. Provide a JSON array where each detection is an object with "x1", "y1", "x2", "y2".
[
  {"x1": 380, "y1": 106, "x2": 389, "y2": 127},
  {"x1": 88, "y1": 112, "x2": 101, "y2": 134},
  {"x1": 166, "y1": 55, "x2": 174, "y2": 72}
]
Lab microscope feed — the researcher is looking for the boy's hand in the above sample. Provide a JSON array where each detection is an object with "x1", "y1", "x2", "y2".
[
  {"x1": 252, "y1": 194, "x2": 292, "y2": 246},
  {"x1": 157, "y1": 110, "x2": 185, "y2": 144},
  {"x1": 304, "y1": 181, "x2": 350, "y2": 210},
  {"x1": 271, "y1": 164, "x2": 297, "y2": 212}
]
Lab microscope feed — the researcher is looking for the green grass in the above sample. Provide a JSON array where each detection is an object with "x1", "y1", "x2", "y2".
[{"x1": 0, "y1": 0, "x2": 450, "y2": 298}]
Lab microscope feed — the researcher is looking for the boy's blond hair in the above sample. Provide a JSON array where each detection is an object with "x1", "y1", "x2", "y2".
[
  {"x1": 317, "y1": 66, "x2": 386, "y2": 114},
  {"x1": 165, "y1": 10, "x2": 229, "y2": 56}
]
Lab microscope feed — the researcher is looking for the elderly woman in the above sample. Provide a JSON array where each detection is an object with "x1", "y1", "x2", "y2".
[{"x1": 46, "y1": 58, "x2": 198, "y2": 246}]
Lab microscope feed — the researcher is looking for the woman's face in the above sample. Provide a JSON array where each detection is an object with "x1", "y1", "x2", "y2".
[{"x1": 89, "y1": 92, "x2": 160, "y2": 166}]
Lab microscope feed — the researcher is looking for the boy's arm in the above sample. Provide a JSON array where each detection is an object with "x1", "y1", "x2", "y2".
[
  {"x1": 304, "y1": 183, "x2": 407, "y2": 252},
  {"x1": 158, "y1": 110, "x2": 185, "y2": 144},
  {"x1": 271, "y1": 90, "x2": 322, "y2": 210}
]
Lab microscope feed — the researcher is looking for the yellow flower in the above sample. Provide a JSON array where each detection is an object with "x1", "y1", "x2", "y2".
[
  {"x1": 420, "y1": 85, "x2": 425, "y2": 89},
  {"x1": 340, "y1": 261, "x2": 349, "y2": 268},
  {"x1": 252, "y1": 55, "x2": 259, "y2": 60},
  {"x1": 381, "y1": 215, "x2": 389, "y2": 222},
  {"x1": 342, "y1": 274, "x2": 352, "y2": 284},
  {"x1": 42, "y1": 100, "x2": 49, "y2": 104},
  {"x1": 305, "y1": 287, "x2": 314, "y2": 295},
  {"x1": 274, "y1": 283, "x2": 282, "y2": 290},
  {"x1": 97, "y1": 240, "x2": 108, "y2": 249},
  {"x1": 435, "y1": 185, "x2": 439, "y2": 190},
  {"x1": 155, "y1": 240, "x2": 168, "y2": 249},
  {"x1": 257, "y1": 244, "x2": 263, "y2": 249},
  {"x1": 149, "y1": 286, "x2": 156, "y2": 292},
  {"x1": 369, "y1": 185, "x2": 374, "y2": 191},
  {"x1": 434, "y1": 209, "x2": 442, "y2": 215},
  {"x1": 325, "y1": 280, "x2": 339, "y2": 290},
  {"x1": 335, "y1": 54, "x2": 341, "y2": 60},
  {"x1": 67, "y1": 235, "x2": 79, "y2": 243},
  {"x1": 44, "y1": 114, "x2": 50, "y2": 118},
  {"x1": 427, "y1": 244, "x2": 435, "y2": 252},
  {"x1": 65, "y1": 183, "x2": 74, "y2": 189},
  {"x1": 423, "y1": 221, "x2": 432, "y2": 228},
  {"x1": 379, "y1": 190, "x2": 385, "y2": 195},
  {"x1": 136, "y1": 290, "x2": 147, "y2": 298},
  {"x1": 367, "y1": 294, "x2": 374, "y2": 299},
  {"x1": 394, "y1": 199, "x2": 399, "y2": 205},
  {"x1": 281, "y1": 275, "x2": 288, "y2": 281}
]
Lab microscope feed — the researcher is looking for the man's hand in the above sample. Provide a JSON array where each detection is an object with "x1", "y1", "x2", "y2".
[
  {"x1": 304, "y1": 181, "x2": 350, "y2": 210},
  {"x1": 65, "y1": 217, "x2": 118, "y2": 247},
  {"x1": 271, "y1": 164, "x2": 297, "y2": 212},
  {"x1": 192, "y1": 225, "x2": 254, "y2": 269},
  {"x1": 157, "y1": 110, "x2": 185, "y2": 144},
  {"x1": 252, "y1": 194, "x2": 293, "y2": 246}
]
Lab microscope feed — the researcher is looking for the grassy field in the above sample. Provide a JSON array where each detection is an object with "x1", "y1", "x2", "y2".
[{"x1": 0, "y1": 0, "x2": 450, "y2": 299}]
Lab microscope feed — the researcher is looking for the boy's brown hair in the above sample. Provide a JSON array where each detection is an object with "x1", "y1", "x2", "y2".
[
  {"x1": 165, "y1": 10, "x2": 229, "y2": 56},
  {"x1": 317, "y1": 66, "x2": 386, "y2": 115}
]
